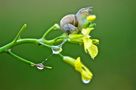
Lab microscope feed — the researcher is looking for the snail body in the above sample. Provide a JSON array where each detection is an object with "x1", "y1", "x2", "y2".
[{"x1": 60, "y1": 7, "x2": 92, "y2": 34}]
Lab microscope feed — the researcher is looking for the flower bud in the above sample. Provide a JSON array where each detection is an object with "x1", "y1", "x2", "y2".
[{"x1": 87, "y1": 15, "x2": 96, "y2": 22}]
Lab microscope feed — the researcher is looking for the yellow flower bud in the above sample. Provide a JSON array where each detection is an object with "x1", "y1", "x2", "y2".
[
  {"x1": 87, "y1": 15, "x2": 96, "y2": 22},
  {"x1": 74, "y1": 57, "x2": 93, "y2": 84},
  {"x1": 63, "y1": 56, "x2": 93, "y2": 84}
]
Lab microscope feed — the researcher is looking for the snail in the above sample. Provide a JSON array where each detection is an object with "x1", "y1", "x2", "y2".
[{"x1": 60, "y1": 7, "x2": 93, "y2": 34}]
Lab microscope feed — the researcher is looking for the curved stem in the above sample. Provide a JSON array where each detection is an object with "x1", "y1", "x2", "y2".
[
  {"x1": 0, "y1": 23, "x2": 67, "y2": 67},
  {"x1": 0, "y1": 24, "x2": 63, "y2": 53},
  {"x1": 42, "y1": 24, "x2": 60, "y2": 39},
  {"x1": 7, "y1": 49, "x2": 35, "y2": 66}
]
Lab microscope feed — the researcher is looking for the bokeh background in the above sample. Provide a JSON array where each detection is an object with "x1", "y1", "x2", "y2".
[{"x1": 0, "y1": 0, "x2": 136, "y2": 90}]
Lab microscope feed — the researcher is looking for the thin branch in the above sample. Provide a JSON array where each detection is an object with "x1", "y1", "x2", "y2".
[
  {"x1": 42, "y1": 24, "x2": 60, "y2": 39},
  {"x1": 13, "y1": 24, "x2": 27, "y2": 43},
  {"x1": 0, "y1": 38, "x2": 39, "y2": 53},
  {"x1": 7, "y1": 49, "x2": 35, "y2": 66}
]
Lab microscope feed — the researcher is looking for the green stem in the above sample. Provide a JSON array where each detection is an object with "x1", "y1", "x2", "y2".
[
  {"x1": 7, "y1": 49, "x2": 35, "y2": 66},
  {"x1": 13, "y1": 24, "x2": 27, "y2": 43},
  {"x1": 42, "y1": 24, "x2": 60, "y2": 39},
  {"x1": 42, "y1": 33, "x2": 67, "y2": 45},
  {"x1": 0, "y1": 23, "x2": 67, "y2": 67},
  {"x1": 0, "y1": 38, "x2": 39, "y2": 53},
  {"x1": 58, "y1": 53, "x2": 64, "y2": 58},
  {"x1": 0, "y1": 35, "x2": 66, "y2": 53},
  {"x1": 0, "y1": 24, "x2": 63, "y2": 54}
]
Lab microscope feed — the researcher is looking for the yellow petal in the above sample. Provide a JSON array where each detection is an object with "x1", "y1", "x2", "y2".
[
  {"x1": 81, "y1": 69, "x2": 93, "y2": 81},
  {"x1": 63, "y1": 56, "x2": 93, "y2": 84},
  {"x1": 88, "y1": 44, "x2": 98, "y2": 59},
  {"x1": 83, "y1": 37, "x2": 92, "y2": 53},
  {"x1": 74, "y1": 57, "x2": 82, "y2": 72},
  {"x1": 74, "y1": 57, "x2": 93, "y2": 83},
  {"x1": 82, "y1": 28, "x2": 94, "y2": 36}
]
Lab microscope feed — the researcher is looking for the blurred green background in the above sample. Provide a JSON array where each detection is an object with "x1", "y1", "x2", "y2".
[{"x1": 0, "y1": 0, "x2": 136, "y2": 90}]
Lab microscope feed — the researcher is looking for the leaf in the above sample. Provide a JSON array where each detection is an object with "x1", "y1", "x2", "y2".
[{"x1": 88, "y1": 44, "x2": 98, "y2": 59}]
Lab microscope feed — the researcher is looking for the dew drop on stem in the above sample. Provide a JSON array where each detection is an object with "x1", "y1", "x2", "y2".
[
  {"x1": 51, "y1": 46, "x2": 62, "y2": 54},
  {"x1": 35, "y1": 63, "x2": 45, "y2": 70}
]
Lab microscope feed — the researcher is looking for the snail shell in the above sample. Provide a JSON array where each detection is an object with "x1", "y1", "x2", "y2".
[
  {"x1": 60, "y1": 7, "x2": 93, "y2": 34},
  {"x1": 60, "y1": 14, "x2": 78, "y2": 34}
]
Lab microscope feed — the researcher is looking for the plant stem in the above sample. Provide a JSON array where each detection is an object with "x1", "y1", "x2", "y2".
[
  {"x1": 0, "y1": 23, "x2": 67, "y2": 68},
  {"x1": 0, "y1": 24, "x2": 63, "y2": 53},
  {"x1": 0, "y1": 35, "x2": 66, "y2": 53},
  {"x1": 7, "y1": 49, "x2": 35, "y2": 66},
  {"x1": 0, "y1": 38, "x2": 39, "y2": 53},
  {"x1": 42, "y1": 24, "x2": 60, "y2": 39},
  {"x1": 13, "y1": 24, "x2": 27, "y2": 43}
]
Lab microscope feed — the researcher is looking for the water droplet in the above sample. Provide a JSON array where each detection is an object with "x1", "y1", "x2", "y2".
[
  {"x1": 35, "y1": 63, "x2": 45, "y2": 70},
  {"x1": 51, "y1": 46, "x2": 62, "y2": 54},
  {"x1": 82, "y1": 79, "x2": 91, "y2": 84}
]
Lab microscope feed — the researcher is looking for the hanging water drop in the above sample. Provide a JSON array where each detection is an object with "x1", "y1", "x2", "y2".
[
  {"x1": 51, "y1": 46, "x2": 62, "y2": 54},
  {"x1": 35, "y1": 63, "x2": 45, "y2": 70},
  {"x1": 82, "y1": 79, "x2": 91, "y2": 84}
]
